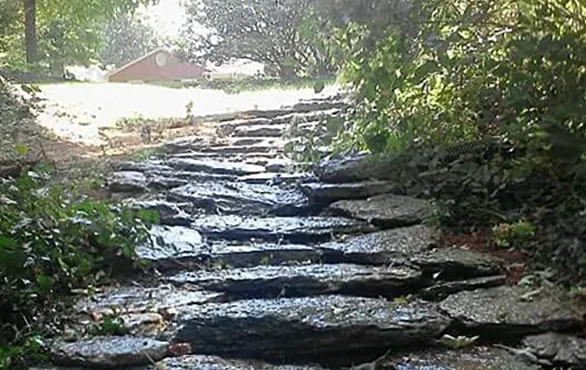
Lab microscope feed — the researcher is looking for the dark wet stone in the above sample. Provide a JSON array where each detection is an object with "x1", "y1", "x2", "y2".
[
  {"x1": 439, "y1": 286, "x2": 584, "y2": 337},
  {"x1": 51, "y1": 337, "x2": 168, "y2": 368},
  {"x1": 189, "y1": 215, "x2": 377, "y2": 243},
  {"x1": 75, "y1": 284, "x2": 223, "y2": 315},
  {"x1": 158, "y1": 169, "x2": 239, "y2": 182},
  {"x1": 233, "y1": 125, "x2": 286, "y2": 137},
  {"x1": 151, "y1": 355, "x2": 326, "y2": 370},
  {"x1": 147, "y1": 174, "x2": 188, "y2": 190},
  {"x1": 238, "y1": 172, "x2": 314, "y2": 185},
  {"x1": 410, "y1": 248, "x2": 502, "y2": 279},
  {"x1": 419, "y1": 275, "x2": 506, "y2": 301},
  {"x1": 168, "y1": 182, "x2": 310, "y2": 216},
  {"x1": 200, "y1": 144, "x2": 277, "y2": 155},
  {"x1": 523, "y1": 332, "x2": 586, "y2": 368},
  {"x1": 314, "y1": 154, "x2": 396, "y2": 183},
  {"x1": 211, "y1": 241, "x2": 322, "y2": 268},
  {"x1": 136, "y1": 225, "x2": 209, "y2": 265},
  {"x1": 328, "y1": 194, "x2": 433, "y2": 228},
  {"x1": 111, "y1": 160, "x2": 173, "y2": 173},
  {"x1": 265, "y1": 159, "x2": 291, "y2": 173},
  {"x1": 108, "y1": 171, "x2": 147, "y2": 193},
  {"x1": 167, "y1": 295, "x2": 451, "y2": 361},
  {"x1": 319, "y1": 225, "x2": 434, "y2": 265},
  {"x1": 300, "y1": 181, "x2": 398, "y2": 203},
  {"x1": 388, "y1": 346, "x2": 540, "y2": 370},
  {"x1": 230, "y1": 137, "x2": 269, "y2": 146},
  {"x1": 167, "y1": 264, "x2": 423, "y2": 299},
  {"x1": 167, "y1": 158, "x2": 265, "y2": 176}
]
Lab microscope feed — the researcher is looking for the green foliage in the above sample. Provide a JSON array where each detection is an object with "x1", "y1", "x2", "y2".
[
  {"x1": 180, "y1": 0, "x2": 341, "y2": 79},
  {"x1": 0, "y1": 168, "x2": 158, "y2": 367},
  {"x1": 492, "y1": 220, "x2": 536, "y2": 249},
  {"x1": 99, "y1": 12, "x2": 160, "y2": 68},
  {"x1": 330, "y1": 0, "x2": 586, "y2": 283}
]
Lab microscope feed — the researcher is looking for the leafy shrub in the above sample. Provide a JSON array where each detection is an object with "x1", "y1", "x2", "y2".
[
  {"x1": 492, "y1": 220, "x2": 536, "y2": 249},
  {"x1": 0, "y1": 169, "x2": 158, "y2": 368}
]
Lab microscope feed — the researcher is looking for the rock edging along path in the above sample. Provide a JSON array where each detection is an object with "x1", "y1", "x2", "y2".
[{"x1": 43, "y1": 98, "x2": 585, "y2": 370}]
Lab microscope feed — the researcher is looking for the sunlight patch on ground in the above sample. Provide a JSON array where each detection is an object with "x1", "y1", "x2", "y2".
[{"x1": 36, "y1": 82, "x2": 341, "y2": 145}]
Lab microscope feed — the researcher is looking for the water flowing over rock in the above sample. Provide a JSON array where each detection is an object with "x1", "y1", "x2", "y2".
[
  {"x1": 51, "y1": 337, "x2": 169, "y2": 368},
  {"x1": 75, "y1": 285, "x2": 223, "y2": 316},
  {"x1": 387, "y1": 346, "x2": 540, "y2": 370},
  {"x1": 168, "y1": 182, "x2": 311, "y2": 216},
  {"x1": 147, "y1": 355, "x2": 327, "y2": 370},
  {"x1": 522, "y1": 332, "x2": 586, "y2": 368},
  {"x1": 328, "y1": 194, "x2": 433, "y2": 228},
  {"x1": 167, "y1": 158, "x2": 266, "y2": 176},
  {"x1": 319, "y1": 225, "x2": 434, "y2": 265},
  {"x1": 439, "y1": 286, "x2": 584, "y2": 338},
  {"x1": 189, "y1": 215, "x2": 377, "y2": 243},
  {"x1": 166, "y1": 264, "x2": 423, "y2": 299},
  {"x1": 300, "y1": 181, "x2": 399, "y2": 203},
  {"x1": 210, "y1": 241, "x2": 322, "y2": 268},
  {"x1": 167, "y1": 295, "x2": 451, "y2": 361}
]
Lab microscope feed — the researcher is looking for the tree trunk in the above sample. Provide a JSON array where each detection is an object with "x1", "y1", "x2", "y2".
[{"x1": 23, "y1": 0, "x2": 37, "y2": 64}]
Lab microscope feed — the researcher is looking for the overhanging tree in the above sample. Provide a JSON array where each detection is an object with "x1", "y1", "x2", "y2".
[{"x1": 181, "y1": 0, "x2": 341, "y2": 79}]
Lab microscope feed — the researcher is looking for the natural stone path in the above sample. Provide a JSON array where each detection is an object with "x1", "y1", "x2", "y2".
[{"x1": 37, "y1": 96, "x2": 586, "y2": 370}]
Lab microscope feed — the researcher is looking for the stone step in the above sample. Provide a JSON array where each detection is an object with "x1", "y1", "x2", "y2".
[
  {"x1": 327, "y1": 194, "x2": 434, "y2": 229},
  {"x1": 166, "y1": 263, "x2": 423, "y2": 299},
  {"x1": 164, "y1": 295, "x2": 451, "y2": 362},
  {"x1": 300, "y1": 181, "x2": 399, "y2": 203},
  {"x1": 166, "y1": 158, "x2": 266, "y2": 176},
  {"x1": 168, "y1": 181, "x2": 311, "y2": 217},
  {"x1": 189, "y1": 215, "x2": 377, "y2": 243}
]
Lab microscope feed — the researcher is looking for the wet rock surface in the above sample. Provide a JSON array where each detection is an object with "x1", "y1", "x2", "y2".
[
  {"x1": 148, "y1": 355, "x2": 327, "y2": 370},
  {"x1": 522, "y1": 332, "x2": 586, "y2": 368},
  {"x1": 167, "y1": 263, "x2": 423, "y2": 298},
  {"x1": 319, "y1": 225, "x2": 434, "y2": 265},
  {"x1": 168, "y1": 295, "x2": 451, "y2": 361},
  {"x1": 439, "y1": 286, "x2": 584, "y2": 337},
  {"x1": 328, "y1": 194, "x2": 433, "y2": 228},
  {"x1": 46, "y1": 97, "x2": 586, "y2": 370},
  {"x1": 388, "y1": 346, "x2": 540, "y2": 370},
  {"x1": 51, "y1": 337, "x2": 169, "y2": 368},
  {"x1": 189, "y1": 215, "x2": 376, "y2": 242},
  {"x1": 300, "y1": 181, "x2": 398, "y2": 203},
  {"x1": 169, "y1": 181, "x2": 310, "y2": 216}
]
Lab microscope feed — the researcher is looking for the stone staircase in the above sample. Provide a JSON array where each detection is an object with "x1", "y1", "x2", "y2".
[{"x1": 36, "y1": 97, "x2": 586, "y2": 370}]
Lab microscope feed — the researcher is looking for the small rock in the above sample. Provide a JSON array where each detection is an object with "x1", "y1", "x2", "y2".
[
  {"x1": 51, "y1": 337, "x2": 168, "y2": 368},
  {"x1": 328, "y1": 194, "x2": 433, "y2": 228}
]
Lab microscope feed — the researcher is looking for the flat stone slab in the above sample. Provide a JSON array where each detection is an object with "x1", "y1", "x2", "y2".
[
  {"x1": 319, "y1": 225, "x2": 434, "y2": 265},
  {"x1": 168, "y1": 295, "x2": 451, "y2": 360},
  {"x1": 388, "y1": 346, "x2": 540, "y2": 370},
  {"x1": 410, "y1": 248, "x2": 503, "y2": 279},
  {"x1": 328, "y1": 194, "x2": 433, "y2": 228},
  {"x1": 314, "y1": 154, "x2": 396, "y2": 183},
  {"x1": 136, "y1": 225, "x2": 209, "y2": 264},
  {"x1": 169, "y1": 182, "x2": 310, "y2": 216},
  {"x1": 439, "y1": 286, "x2": 584, "y2": 337},
  {"x1": 189, "y1": 215, "x2": 376, "y2": 243},
  {"x1": 210, "y1": 242, "x2": 322, "y2": 268},
  {"x1": 419, "y1": 275, "x2": 507, "y2": 301},
  {"x1": 238, "y1": 172, "x2": 314, "y2": 185},
  {"x1": 111, "y1": 160, "x2": 173, "y2": 173},
  {"x1": 108, "y1": 171, "x2": 147, "y2": 193},
  {"x1": 167, "y1": 264, "x2": 423, "y2": 299},
  {"x1": 523, "y1": 332, "x2": 586, "y2": 368},
  {"x1": 127, "y1": 199, "x2": 193, "y2": 226},
  {"x1": 75, "y1": 285, "x2": 223, "y2": 316},
  {"x1": 150, "y1": 355, "x2": 326, "y2": 370},
  {"x1": 300, "y1": 181, "x2": 398, "y2": 203},
  {"x1": 166, "y1": 158, "x2": 265, "y2": 176},
  {"x1": 233, "y1": 124, "x2": 287, "y2": 137},
  {"x1": 51, "y1": 337, "x2": 168, "y2": 368}
]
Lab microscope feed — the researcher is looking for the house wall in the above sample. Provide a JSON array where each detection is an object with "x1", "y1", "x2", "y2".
[{"x1": 107, "y1": 52, "x2": 206, "y2": 82}]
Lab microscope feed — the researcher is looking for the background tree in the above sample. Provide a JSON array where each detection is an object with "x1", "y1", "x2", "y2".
[
  {"x1": 99, "y1": 12, "x2": 161, "y2": 68},
  {"x1": 181, "y1": 0, "x2": 340, "y2": 79}
]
